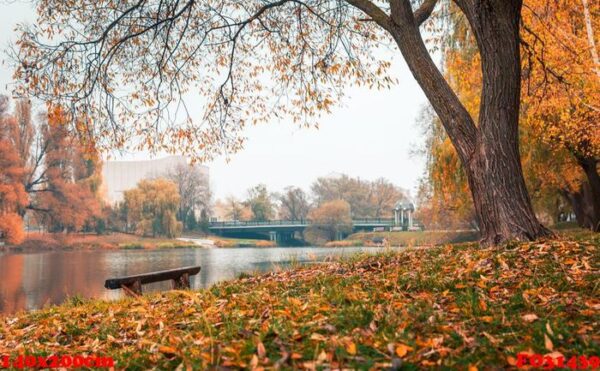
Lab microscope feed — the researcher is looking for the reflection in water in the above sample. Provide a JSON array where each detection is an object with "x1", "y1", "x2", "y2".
[{"x1": 0, "y1": 246, "x2": 383, "y2": 314}]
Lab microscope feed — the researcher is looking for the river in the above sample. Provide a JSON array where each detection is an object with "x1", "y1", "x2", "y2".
[{"x1": 0, "y1": 246, "x2": 385, "y2": 315}]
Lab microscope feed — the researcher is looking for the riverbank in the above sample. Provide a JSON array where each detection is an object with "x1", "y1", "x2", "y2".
[
  {"x1": 1, "y1": 233, "x2": 198, "y2": 252},
  {"x1": 1, "y1": 234, "x2": 597, "y2": 369},
  {"x1": 327, "y1": 230, "x2": 480, "y2": 247}
]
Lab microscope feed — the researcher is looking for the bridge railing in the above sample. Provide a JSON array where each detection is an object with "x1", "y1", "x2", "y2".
[
  {"x1": 209, "y1": 219, "x2": 310, "y2": 227},
  {"x1": 351, "y1": 218, "x2": 395, "y2": 224},
  {"x1": 209, "y1": 218, "x2": 396, "y2": 228}
]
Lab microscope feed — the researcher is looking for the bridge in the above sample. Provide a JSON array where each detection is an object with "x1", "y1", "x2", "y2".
[{"x1": 209, "y1": 218, "x2": 409, "y2": 242}]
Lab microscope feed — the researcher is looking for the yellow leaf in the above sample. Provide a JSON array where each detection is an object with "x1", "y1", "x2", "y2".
[
  {"x1": 545, "y1": 322, "x2": 554, "y2": 336},
  {"x1": 250, "y1": 354, "x2": 259, "y2": 368},
  {"x1": 346, "y1": 342, "x2": 357, "y2": 355},
  {"x1": 522, "y1": 314, "x2": 538, "y2": 322},
  {"x1": 257, "y1": 340, "x2": 266, "y2": 358},
  {"x1": 310, "y1": 333, "x2": 327, "y2": 341},
  {"x1": 544, "y1": 333, "x2": 553, "y2": 351}
]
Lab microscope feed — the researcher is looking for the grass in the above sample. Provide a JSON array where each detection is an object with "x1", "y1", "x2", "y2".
[
  {"x1": 0, "y1": 231, "x2": 597, "y2": 369},
  {"x1": 211, "y1": 237, "x2": 276, "y2": 248},
  {"x1": 344, "y1": 230, "x2": 480, "y2": 247},
  {"x1": 8, "y1": 232, "x2": 197, "y2": 251}
]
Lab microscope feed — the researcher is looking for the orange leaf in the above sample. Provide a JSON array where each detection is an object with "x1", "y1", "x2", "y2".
[
  {"x1": 346, "y1": 342, "x2": 357, "y2": 355},
  {"x1": 158, "y1": 345, "x2": 177, "y2": 355},
  {"x1": 395, "y1": 343, "x2": 413, "y2": 358}
]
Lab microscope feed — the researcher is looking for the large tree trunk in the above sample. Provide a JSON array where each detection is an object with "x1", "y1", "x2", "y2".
[
  {"x1": 461, "y1": 0, "x2": 551, "y2": 245},
  {"x1": 382, "y1": 0, "x2": 550, "y2": 245},
  {"x1": 574, "y1": 155, "x2": 600, "y2": 231}
]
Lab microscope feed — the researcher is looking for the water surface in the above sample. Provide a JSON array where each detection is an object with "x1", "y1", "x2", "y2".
[{"x1": 0, "y1": 246, "x2": 384, "y2": 314}]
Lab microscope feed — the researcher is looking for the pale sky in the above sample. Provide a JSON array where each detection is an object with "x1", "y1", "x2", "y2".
[{"x1": 0, "y1": 2, "x2": 430, "y2": 201}]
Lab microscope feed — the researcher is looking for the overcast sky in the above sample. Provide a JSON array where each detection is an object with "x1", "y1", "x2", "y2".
[{"x1": 0, "y1": 1, "x2": 430, "y2": 201}]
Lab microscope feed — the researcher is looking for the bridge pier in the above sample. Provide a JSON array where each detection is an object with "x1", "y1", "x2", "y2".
[{"x1": 269, "y1": 231, "x2": 278, "y2": 243}]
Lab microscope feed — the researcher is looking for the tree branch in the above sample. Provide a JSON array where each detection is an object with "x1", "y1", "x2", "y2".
[
  {"x1": 414, "y1": 0, "x2": 439, "y2": 26},
  {"x1": 344, "y1": 0, "x2": 394, "y2": 32}
]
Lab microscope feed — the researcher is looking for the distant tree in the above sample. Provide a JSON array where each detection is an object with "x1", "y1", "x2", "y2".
[
  {"x1": 311, "y1": 175, "x2": 371, "y2": 218},
  {"x1": 198, "y1": 209, "x2": 210, "y2": 234},
  {"x1": 245, "y1": 184, "x2": 274, "y2": 222},
  {"x1": 305, "y1": 200, "x2": 352, "y2": 245},
  {"x1": 369, "y1": 178, "x2": 405, "y2": 218},
  {"x1": 185, "y1": 212, "x2": 198, "y2": 231},
  {"x1": 0, "y1": 97, "x2": 28, "y2": 244},
  {"x1": 0, "y1": 96, "x2": 104, "y2": 234},
  {"x1": 277, "y1": 186, "x2": 311, "y2": 221},
  {"x1": 311, "y1": 175, "x2": 404, "y2": 218},
  {"x1": 167, "y1": 163, "x2": 211, "y2": 231},
  {"x1": 35, "y1": 106, "x2": 102, "y2": 232},
  {"x1": 123, "y1": 178, "x2": 182, "y2": 238},
  {"x1": 224, "y1": 196, "x2": 253, "y2": 222}
]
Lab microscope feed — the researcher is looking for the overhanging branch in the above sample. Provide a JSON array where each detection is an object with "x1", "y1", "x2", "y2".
[{"x1": 414, "y1": 0, "x2": 439, "y2": 26}]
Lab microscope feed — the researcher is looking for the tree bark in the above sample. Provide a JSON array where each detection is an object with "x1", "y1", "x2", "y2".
[
  {"x1": 458, "y1": 0, "x2": 551, "y2": 245},
  {"x1": 373, "y1": 0, "x2": 551, "y2": 245},
  {"x1": 574, "y1": 155, "x2": 600, "y2": 231}
]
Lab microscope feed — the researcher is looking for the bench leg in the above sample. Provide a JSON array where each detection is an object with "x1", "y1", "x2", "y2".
[
  {"x1": 172, "y1": 273, "x2": 190, "y2": 290},
  {"x1": 121, "y1": 280, "x2": 142, "y2": 297}
]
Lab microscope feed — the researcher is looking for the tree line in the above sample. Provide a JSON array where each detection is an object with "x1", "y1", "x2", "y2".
[
  {"x1": 215, "y1": 176, "x2": 406, "y2": 244},
  {"x1": 217, "y1": 175, "x2": 406, "y2": 222},
  {"x1": 0, "y1": 96, "x2": 212, "y2": 243}
]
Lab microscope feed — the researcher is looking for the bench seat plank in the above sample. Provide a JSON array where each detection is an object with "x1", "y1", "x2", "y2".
[{"x1": 104, "y1": 266, "x2": 201, "y2": 292}]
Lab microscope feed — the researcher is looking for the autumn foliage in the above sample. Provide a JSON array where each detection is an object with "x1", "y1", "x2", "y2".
[
  {"x1": 0, "y1": 213, "x2": 25, "y2": 245},
  {"x1": 36, "y1": 106, "x2": 102, "y2": 232},
  {"x1": 0, "y1": 97, "x2": 103, "y2": 244},
  {"x1": 305, "y1": 200, "x2": 353, "y2": 245},
  {"x1": 419, "y1": 0, "x2": 600, "y2": 231},
  {"x1": 0, "y1": 98, "x2": 28, "y2": 244},
  {"x1": 122, "y1": 179, "x2": 182, "y2": 238}
]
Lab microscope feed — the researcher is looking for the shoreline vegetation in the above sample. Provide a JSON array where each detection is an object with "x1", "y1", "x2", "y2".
[
  {"x1": 2, "y1": 228, "x2": 592, "y2": 252},
  {"x1": 0, "y1": 230, "x2": 597, "y2": 369},
  {"x1": 0, "y1": 230, "x2": 479, "y2": 253}
]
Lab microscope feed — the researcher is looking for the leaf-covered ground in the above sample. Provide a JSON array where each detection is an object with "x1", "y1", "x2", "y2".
[{"x1": 0, "y1": 236, "x2": 598, "y2": 370}]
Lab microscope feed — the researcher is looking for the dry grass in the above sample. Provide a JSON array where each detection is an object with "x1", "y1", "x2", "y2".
[
  {"x1": 7, "y1": 232, "x2": 196, "y2": 251},
  {"x1": 212, "y1": 237, "x2": 276, "y2": 248}
]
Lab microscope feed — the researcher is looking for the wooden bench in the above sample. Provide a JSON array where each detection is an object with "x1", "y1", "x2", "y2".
[{"x1": 104, "y1": 265, "x2": 201, "y2": 297}]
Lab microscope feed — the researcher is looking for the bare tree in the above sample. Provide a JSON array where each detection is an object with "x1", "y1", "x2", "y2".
[
  {"x1": 277, "y1": 186, "x2": 310, "y2": 221},
  {"x1": 10, "y1": 0, "x2": 550, "y2": 245},
  {"x1": 224, "y1": 196, "x2": 252, "y2": 222},
  {"x1": 167, "y1": 163, "x2": 211, "y2": 230},
  {"x1": 369, "y1": 178, "x2": 405, "y2": 218}
]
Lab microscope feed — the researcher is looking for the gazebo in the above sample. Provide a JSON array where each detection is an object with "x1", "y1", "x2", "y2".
[{"x1": 394, "y1": 201, "x2": 415, "y2": 230}]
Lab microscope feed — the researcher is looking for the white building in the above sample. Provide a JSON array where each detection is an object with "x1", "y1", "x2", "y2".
[{"x1": 102, "y1": 155, "x2": 209, "y2": 205}]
